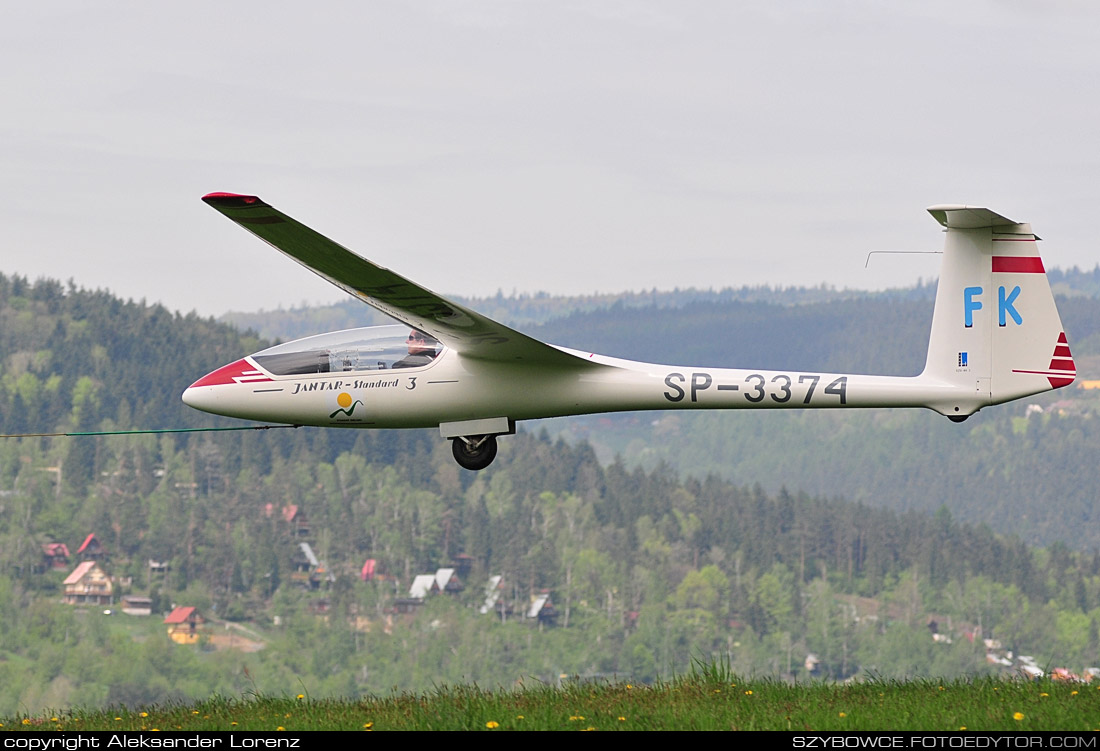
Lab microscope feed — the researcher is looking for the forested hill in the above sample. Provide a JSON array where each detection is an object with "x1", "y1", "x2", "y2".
[
  {"x1": 3, "y1": 271, "x2": 1100, "y2": 714},
  {"x1": 0, "y1": 274, "x2": 266, "y2": 435}
]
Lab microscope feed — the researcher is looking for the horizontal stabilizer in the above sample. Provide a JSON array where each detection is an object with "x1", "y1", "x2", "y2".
[{"x1": 926, "y1": 205, "x2": 1036, "y2": 237}]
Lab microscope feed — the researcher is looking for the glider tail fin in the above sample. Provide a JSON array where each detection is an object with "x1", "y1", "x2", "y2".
[{"x1": 920, "y1": 205, "x2": 1074, "y2": 419}]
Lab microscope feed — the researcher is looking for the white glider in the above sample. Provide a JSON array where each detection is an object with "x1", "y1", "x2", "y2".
[{"x1": 184, "y1": 194, "x2": 1075, "y2": 469}]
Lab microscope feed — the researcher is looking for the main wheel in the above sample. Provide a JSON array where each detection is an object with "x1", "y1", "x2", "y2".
[{"x1": 451, "y1": 434, "x2": 498, "y2": 470}]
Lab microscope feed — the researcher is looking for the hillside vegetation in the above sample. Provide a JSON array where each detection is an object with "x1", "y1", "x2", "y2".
[{"x1": 2, "y1": 271, "x2": 1099, "y2": 716}]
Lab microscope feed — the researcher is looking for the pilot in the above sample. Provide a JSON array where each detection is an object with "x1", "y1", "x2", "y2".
[{"x1": 392, "y1": 329, "x2": 440, "y2": 368}]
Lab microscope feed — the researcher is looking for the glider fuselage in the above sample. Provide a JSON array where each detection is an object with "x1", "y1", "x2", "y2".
[{"x1": 182, "y1": 337, "x2": 982, "y2": 430}]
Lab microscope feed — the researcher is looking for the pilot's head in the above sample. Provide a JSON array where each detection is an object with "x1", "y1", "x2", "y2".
[{"x1": 407, "y1": 329, "x2": 439, "y2": 356}]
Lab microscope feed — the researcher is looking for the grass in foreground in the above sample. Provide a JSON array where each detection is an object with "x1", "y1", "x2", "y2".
[{"x1": 4, "y1": 671, "x2": 1098, "y2": 731}]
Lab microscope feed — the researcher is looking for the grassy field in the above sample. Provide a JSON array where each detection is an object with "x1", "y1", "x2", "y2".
[{"x1": 4, "y1": 664, "x2": 1098, "y2": 732}]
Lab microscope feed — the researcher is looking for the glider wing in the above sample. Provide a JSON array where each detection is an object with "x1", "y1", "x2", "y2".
[{"x1": 202, "y1": 193, "x2": 602, "y2": 370}]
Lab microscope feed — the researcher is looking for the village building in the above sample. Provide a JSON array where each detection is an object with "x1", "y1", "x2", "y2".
[
  {"x1": 479, "y1": 575, "x2": 504, "y2": 615},
  {"x1": 527, "y1": 591, "x2": 557, "y2": 626},
  {"x1": 290, "y1": 542, "x2": 335, "y2": 590},
  {"x1": 76, "y1": 533, "x2": 107, "y2": 561},
  {"x1": 121, "y1": 595, "x2": 153, "y2": 616},
  {"x1": 263, "y1": 503, "x2": 311, "y2": 537},
  {"x1": 434, "y1": 568, "x2": 463, "y2": 594},
  {"x1": 164, "y1": 606, "x2": 205, "y2": 644},
  {"x1": 62, "y1": 561, "x2": 113, "y2": 606},
  {"x1": 40, "y1": 542, "x2": 70, "y2": 571}
]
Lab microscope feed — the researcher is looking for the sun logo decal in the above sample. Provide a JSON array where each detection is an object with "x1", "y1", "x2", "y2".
[{"x1": 329, "y1": 392, "x2": 364, "y2": 418}]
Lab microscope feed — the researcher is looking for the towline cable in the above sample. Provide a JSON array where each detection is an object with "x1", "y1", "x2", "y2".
[{"x1": 0, "y1": 425, "x2": 301, "y2": 438}]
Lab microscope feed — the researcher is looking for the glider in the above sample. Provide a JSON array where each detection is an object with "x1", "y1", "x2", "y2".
[{"x1": 184, "y1": 195, "x2": 1075, "y2": 470}]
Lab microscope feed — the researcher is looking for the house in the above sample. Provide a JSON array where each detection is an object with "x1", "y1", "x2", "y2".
[
  {"x1": 408, "y1": 574, "x2": 440, "y2": 599},
  {"x1": 282, "y1": 504, "x2": 310, "y2": 537},
  {"x1": 290, "y1": 542, "x2": 335, "y2": 590},
  {"x1": 164, "y1": 606, "x2": 205, "y2": 644},
  {"x1": 527, "y1": 591, "x2": 557, "y2": 626},
  {"x1": 76, "y1": 533, "x2": 106, "y2": 561},
  {"x1": 63, "y1": 561, "x2": 113, "y2": 606},
  {"x1": 121, "y1": 595, "x2": 153, "y2": 616},
  {"x1": 479, "y1": 575, "x2": 504, "y2": 615},
  {"x1": 434, "y1": 568, "x2": 463, "y2": 594},
  {"x1": 393, "y1": 576, "x2": 436, "y2": 615},
  {"x1": 41, "y1": 542, "x2": 70, "y2": 571},
  {"x1": 450, "y1": 553, "x2": 474, "y2": 578},
  {"x1": 264, "y1": 503, "x2": 311, "y2": 537}
]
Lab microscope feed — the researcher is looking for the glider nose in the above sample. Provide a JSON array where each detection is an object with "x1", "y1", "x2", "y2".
[
  {"x1": 182, "y1": 358, "x2": 269, "y2": 416},
  {"x1": 182, "y1": 380, "x2": 221, "y2": 416}
]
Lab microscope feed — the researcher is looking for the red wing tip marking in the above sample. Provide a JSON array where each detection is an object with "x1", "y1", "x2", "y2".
[{"x1": 202, "y1": 192, "x2": 267, "y2": 208}]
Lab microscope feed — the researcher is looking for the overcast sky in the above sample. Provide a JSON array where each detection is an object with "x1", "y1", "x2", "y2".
[{"x1": 3, "y1": 1, "x2": 1098, "y2": 317}]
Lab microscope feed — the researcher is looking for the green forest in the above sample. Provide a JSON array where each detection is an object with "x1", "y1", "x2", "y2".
[{"x1": 2, "y1": 270, "x2": 1099, "y2": 716}]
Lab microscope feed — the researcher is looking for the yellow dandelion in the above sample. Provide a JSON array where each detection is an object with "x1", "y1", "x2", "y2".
[
  {"x1": 1071, "y1": 691, "x2": 1079, "y2": 696},
  {"x1": 744, "y1": 690, "x2": 753, "y2": 695},
  {"x1": 297, "y1": 694, "x2": 305, "y2": 700},
  {"x1": 713, "y1": 689, "x2": 721, "y2": 693},
  {"x1": 959, "y1": 726, "x2": 967, "y2": 731},
  {"x1": 22, "y1": 719, "x2": 30, "y2": 726},
  {"x1": 140, "y1": 712, "x2": 148, "y2": 718},
  {"x1": 486, "y1": 721, "x2": 500, "y2": 729},
  {"x1": 569, "y1": 715, "x2": 586, "y2": 721},
  {"x1": 192, "y1": 711, "x2": 199, "y2": 715},
  {"x1": 938, "y1": 686, "x2": 945, "y2": 691},
  {"x1": 516, "y1": 715, "x2": 524, "y2": 720},
  {"x1": 626, "y1": 684, "x2": 633, "y2": 689},
  {"x1": 838, "y1": 712, "x2": 847, "y2": 718},
  {"x1": 363, "y1": 722, "x2": 373, "y2": 729},
  {"x1": 618, "y1": 716, "x2": 626, "y2": 721},
  {"x1": 115, "y1": 717, "x2": 122, "y2": 721},
  {"x1": 276, "y1": 727, "x2": 285, "y2": 732},
  {"x1": 231, "y1": 722, "x2": 238, "y2": 726},
  {"x1": 1039, "y1": 692, "x2": 1048, "y2": 697},
  {"x1": 1013, "y1": 712, "x2": 1025, "y2": 721}
]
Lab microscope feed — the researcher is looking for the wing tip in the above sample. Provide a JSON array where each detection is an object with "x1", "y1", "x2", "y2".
[{"x1": 202, "y1": 192, "x2": 268, "y2": 208}]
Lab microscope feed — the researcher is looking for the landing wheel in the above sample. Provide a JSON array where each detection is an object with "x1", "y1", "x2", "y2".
[{"x1": 452, "y1": 434, "x2": 498, "y2": 470}]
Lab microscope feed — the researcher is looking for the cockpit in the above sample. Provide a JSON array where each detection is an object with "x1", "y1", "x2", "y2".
[{"x1": 251, "y1": 325, "x2": 442, "y2": 376}]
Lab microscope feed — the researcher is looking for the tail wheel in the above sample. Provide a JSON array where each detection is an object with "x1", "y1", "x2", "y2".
[{"x1": 451, "y1": 434, "x2": 498, "y2": 470}]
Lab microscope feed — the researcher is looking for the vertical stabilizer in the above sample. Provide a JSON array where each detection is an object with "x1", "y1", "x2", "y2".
[{"x1": 921, "y1": 206, "x2": 1074, "y2": 418}]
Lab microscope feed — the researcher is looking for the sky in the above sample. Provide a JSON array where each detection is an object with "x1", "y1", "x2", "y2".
[{"x1": 3, "y1": 1, "x2": 1098, "y2": 318}]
